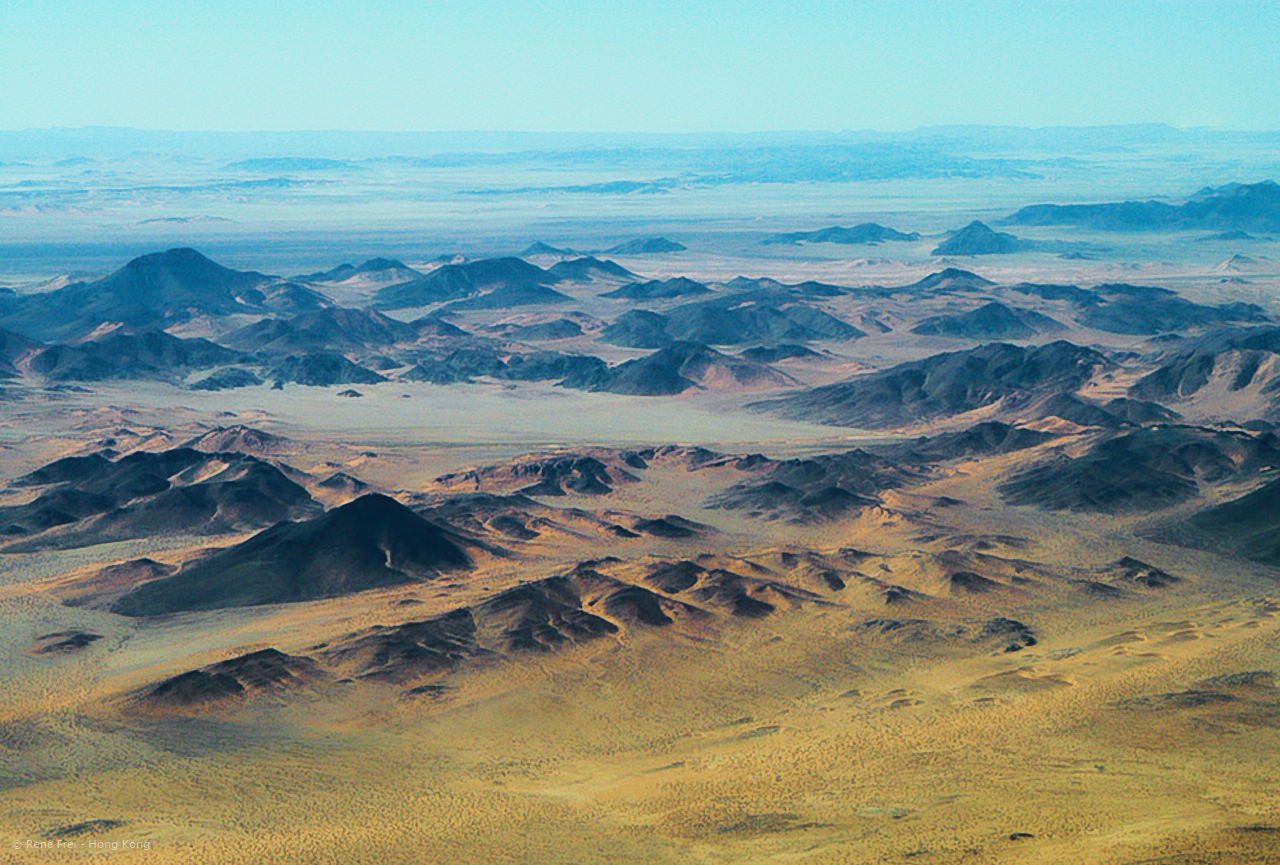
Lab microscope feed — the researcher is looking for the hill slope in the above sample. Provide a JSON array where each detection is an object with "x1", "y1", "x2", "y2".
[
  {"x1": 751, "y1": 341, "x2": 1109, "y2": 428},
  {"x1": 110, "y1": 494, "x2": 471, "y2": 616}
]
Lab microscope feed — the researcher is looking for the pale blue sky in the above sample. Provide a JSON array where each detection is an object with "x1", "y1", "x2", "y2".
[{"x1": 1, "y1": 0, "x2": 1277, "y2": 132}]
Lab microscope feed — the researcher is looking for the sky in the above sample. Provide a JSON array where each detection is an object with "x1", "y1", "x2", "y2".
[{"x1": 1, "y1": 0, "x2": 1278, "y2": 133}]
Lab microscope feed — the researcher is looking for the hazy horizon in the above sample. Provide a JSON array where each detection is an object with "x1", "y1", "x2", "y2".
[{"x1": 3, "y1": 1, "x2": 1278, "y2": 133}]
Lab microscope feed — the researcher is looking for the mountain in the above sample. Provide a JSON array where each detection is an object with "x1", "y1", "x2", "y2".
[
  {"x1": 599, "y1": 309, "x2": 674, "y2": 349},
  {"x1": 709, "y1": 449, "x2": 911, "y2": 524},
  {"x1": 372, "y1": 258, "x2": 554, "y2": 310},
  {"x1": 296, "y1": 258, "x2": 421, "y2": 285},
  {"x1": 1127, "y1": 326, "x2": 1280, "y2": 419},
  {"x1": 870, "y1": 421, "x2": 1057, "y2": 463},
  {"x1": 546, "y1": 257, "x2": 636, "y2": 282},
  {"x1": 750, "y1": 341, "x2": 1110, "y2": 428},
  {"x1": 144, "y1": 648, "x2": 322, "y2": 706},
  {"x1": 521, "y1": 242, "x2": 577, "y2": 256},
  {"x1": 110, "y1": 494, "x2": 472, "y2": 616},
  {"x1": 999, "y1": 426, "x2": 1280, "y2": 513},
  {"x1": 2, "y1": 449, "x2": 320, "y2": 550},
  {"x1": 599, "y1": 277, "x2": 712, "y2": 300},
  {"x1": 569, "y1": 341, "x2": 797, "y2": 396},
  {"x1": 897, "y1": 268, "x2": 996, "y2": 293},
  {"x1": 268, "y1": 352, "x2": 388, "y2": 386},
  {"x1": 222, "y1": 307, "x2": 418, "y2": 353},
  {"x1": 503, "y1": 319, "x2": 584, "y2": 341},
  {"x1": 403, "y1": 348, "x2": 607, "y2": 386},
  {"x1": 1165, "y1": 476, "x2": 1280, "y2": 565},
  {"x1": 931, "y1": 221, "x2": 1037, "y2": 255},
  {"x1": 189, "y1": 368, "x2": 263, "y2": 391},
  {"x1": 0, "y1": 248, "x2": 273, "y2": 340},
  {"x1": 604, "y1": 237, "x2": 687, "y2": 254},
  {"x1": 0, "y1": 328, "x2": 42, "y2": 378},
  {"x1": 29, "y1": 331, "x2": 242, "y2": 382},
  {"x1": 256, "y1": 281, "x2": 332, "y2": 315},
  {"x1": 401, "y1": 348, "x2": 506, "y2": 384},
  {"x1": 910, "y1": 301, "x2": 1065, "y2": 339},
  {"x1": 661, "y1": 292, "x2": 864, "y2": 345},
  {"x1": 442, "y1": 283, "x2": 574, "y2": 311},
  {"x1": 501, "y1": 352, "x2": 609, "y2": 384},
  {"x1": 763, "y1": 223, "x2": 921, "y2": 245},
  {"x1": 1006, "y1": 282, "x2": 1102, "y2": 306},
  {"x1": 1003, "y1": 180, "x2": 1280, "y2": 232},
  {"x1": 179, "y1": 425, "x2": 290, "y2": 454},
  {"x1": 1198, "y1": 230, "x2": 1268, "y2": 242},
  {"x1": 724, "y1": 277, "x2": 850, "y2": 298},
  {"x1": 739, "y1": 344, "x2": 822, "y2": 363},
  {"x1": 1079, "y1": 284, "x2": 1268, "y2": 334}
]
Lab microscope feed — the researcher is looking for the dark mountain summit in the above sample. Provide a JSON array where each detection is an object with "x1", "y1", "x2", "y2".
[
  {"x1": 443, "y1": 283, "x2": 574, "y2": 311},
  {"x1": 1004, "y1": 180, "x2": 1280, "y2": 232},
  {"x1": 910, "y1": 301, "x2": 1065, "y2": 339},
  {"x1": 897, "y1": 268, "x2": 996, "y2": 293},
  {"x1": 751, "y1": 341, "x2": 1110, "y2": 428},
  {"x1": 599, "y1": 277, "x2": 711, "y2": 301},
  {"x1": 521, "y1": 241, "x2": 577, "y2": 256},
  {"x1": 710, "y1": 449, "x2": 913, "y2": 524},
  {"x1": 372, "y1": 257, "x2": 554, "y2": 310},
  {"x1": 604, "y1": 237, "x2": 687, "y2": 255},
  {"x1": 724, "y1": 277, "x2": 849, "y2": 298},
  {"x1": 0, "y1": 248, "x2": 273, "y2": 340},
  {"x1": 931, "y1": 221, "x2": 1036, "y2": 255},
  {"x1": 1000, "y1": 426, "x2": 1280, "y2": 513},
  {"x1": 503, "y1": 319, "x2": 584, "y2": 341},
  {"x1": 296, "y1": 258, "x2": 420, "y2": 284},
  {"x1": 763, "y1": 223, "x2": 921, "y2": 245},
  {"x1": 110, "y1": 494, "x2": 472, "y2": 616},
  {"x1": 661, "y1": 292, "x2": 865, "y2": 345},
  {"x1": 222, "y1": 307, "x2": 418, "y2": 353},
  {"x1": 29, "y1": 331, "x2": 242, "y2": 382},
  {"x1": 268, "y1": 352, "x2": 388, "y2": 386},
  {"x1": 145, "y1": 648, "x2": 322, "y2": 706},
  {"x1": 870, "y1": 421, "x2": 1056, "y2": 463},
  {"x1": 2, "y1": 448, "x2": 319, "y2": 550},
  {"x1": 599, "y1": 309, "x2": 674, "y2": 348},
  {"x1": 1078, "y1": 284, "x2": 1267, "y2": 335},
  {"x1": 546, "y1": 257, "x2": 636, "y2": 282},
  {"x1": 567, "y1": 341, "x2": 796, "y2": 396}
]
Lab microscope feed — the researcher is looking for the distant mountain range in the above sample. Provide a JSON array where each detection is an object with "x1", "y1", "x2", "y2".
[
  {"x1": 762, "y1": 223, "x2": 921, "y2": 245},
  {"x1": 1003, "y1": 180, "x2": 1280, "y2": 232}
]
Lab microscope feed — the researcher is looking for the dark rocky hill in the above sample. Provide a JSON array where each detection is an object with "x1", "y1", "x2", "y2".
[
  {"x1": 223, "y1": 307, "x2": 418, "y2": 353},
  {"x1": 763, "y1": 223, "x2": 920, "y2": 245},
  {"x1": 0, "y1": 248, "x2": 274, "y2": 340},
  {"x1": 567, "y1": 341, "x2": 796, "y2": 396},
  {"x1": 546, "y1": 257, "x2": 636, "y2": 282},
  {"x1": 373, "y1": 258, "x2": 554, "y2": 309},
  {"x1": 600, "y1": 277, "x2": 711, "y2": 300},
  {"x1": 110, "y1": 494, "x2": 471, "y2": 616},
  {"x1": 604, "y1": 237, "x2": 687, "y2": 255},
  {"x1": 1000, "y1": 426, "x2": 1280, "y2": 513},
  {"x1": 268, "y1": 352, "x2": 388, "y2": 386},
  {"x1": 931, "y1": 221, "x2": 1037, "y2": 255},
  {"x1": 751, "y1": 341, "x2": 1109, "y2": 428},
  {"x1": 29, "y1": 331, "x2": 242, "y2": 382},
  {"x1": 910, "y1": 301, "x2": 1065, "y2": 339}
]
